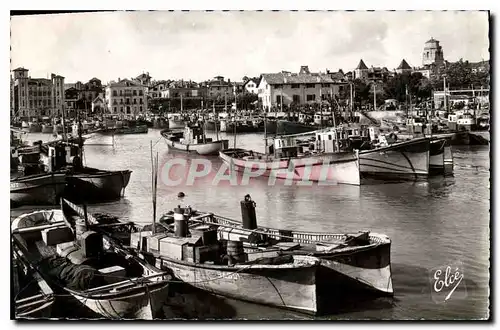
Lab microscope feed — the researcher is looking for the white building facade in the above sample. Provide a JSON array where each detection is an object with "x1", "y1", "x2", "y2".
[
  {"x1": 105, "y1": 79, "x2": 148, "y2": 115},
  {"x1": 257, "y1": 66, "x2": 347, "y2": 111}
]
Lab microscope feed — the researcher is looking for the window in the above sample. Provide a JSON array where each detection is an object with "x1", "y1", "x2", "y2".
[
  {"x1": 306, "y1": 94, "x2": 315, "y2": 101},
  {"x1": 133, "y1": 90, "x2": 137, "y2": 96},
  {"x1": 120, "y1": 90, "x2": 123, "y2": 96},
  {"x1": 120, "y1": 99, "x2": 123, "y2": 104},
  {"x1": 134, "y1": 98, "x2": 137, "y2": 104},
  {"x1": 328, "y1": 134, "x2": 332, "y2": 140},
  {"x1": 113, "y1": 100, "x2": 117, "y2": 105},
  {"x1": 140, "y1": 106, "x2": 143, "y2": 112},
  {"x1": 113, "y1": 90, "x2": 117, "y2": 96},
  {"x1": 126, "y1": 98, "x2": 130, "y2": 105},
  {"x1": 321, "y1": 94, "x2": 327, "y2": 101},
  {"x1": 276, "y1": 95, "x2": 282, "y2": 104},
  {"x1": 120, "y1": 106, "x2": 123, "y2": 112},
  {"x1": 29, "y1": 100, "x2": 33, "y2": 107},
  {"x1": 126, "y1": 106, "x2": 130, "y2": 114},
  {"x1": 140, "y1": 99, "x2": 143, "y2": 104},
  {"x1": 48, "y1": 100, "x2": 51, "y2": 106},
  {"x1": 113, "y1": 107, "x2": 117, "y2": 112},
  {"x1": 293, "y1": 95, "x2": 300, "y2": 103},
  {"x1": 139, "y1": 90, "x2": 143, "y2": 96},
  {"x1": 306, "y1": 84, "x2": 315, "y2": 88},
  {"x1": 291, "y1": 84, "x2": 300, "y2": 89}
]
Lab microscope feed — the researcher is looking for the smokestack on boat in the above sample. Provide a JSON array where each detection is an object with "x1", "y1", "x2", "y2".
[
  {"x1": 240, "y1": 194, "x2": 257, "y2": 230},
  {"x1": 174, "y1": 205, "x2": 188, "y2": 237}
]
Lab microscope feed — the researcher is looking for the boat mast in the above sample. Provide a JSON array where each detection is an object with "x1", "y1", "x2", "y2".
[
  {"x1": 443, "y1": 75, "x2": 447, "y2": 113},
  {"x1": 61, "y1": 103, "x2": 68, "y2": 143},
  {"x1": 264, "y1": 111, "x2": 268, "y2": 159},
  {"x1": 349, "y1": 83, "x2": 353, "y2": 121},
  {"x1": 180, "y1": 93, "x2": 183, "y2": 113},
  {"x1": 373, "y1": 82, "x2": 377, "y2": 111},
  {"x1": 150, "y1": 141, "x2": 158, "y2": 235},
  {"x1": 233, "y1": 85, "x2": 237, "y2": 148},
  {"x1": 330, "y1": 87, "x2": 336, "y2": 128},
  {"x1": 213, "y1": 101, "x2": 219, "y2": 141}
]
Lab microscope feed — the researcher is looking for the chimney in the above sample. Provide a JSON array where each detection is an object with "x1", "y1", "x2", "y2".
[
  {"x1": 228, "y1": 79, "x2": 231, "y2": 83},
  {"x1": 118, "y1": 77, "x2": 121, "y2": 82}
]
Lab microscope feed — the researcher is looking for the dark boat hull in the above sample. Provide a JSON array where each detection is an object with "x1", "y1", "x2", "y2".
[
  {"x1": 115, "y1": 125, "x2": 148, "y2": 134},
  {"x1": 276, "y1": 120, "x2": 317, "y2": 135},
  {"x1": 359, "y1": 137, "x2": 430, "y2": 180},
  {"x1": 10, "y1": 173, "x2": 67, "y2": 206},
  {"x1": 65, "y1": 169, "x2": 132, "y2": 201}
]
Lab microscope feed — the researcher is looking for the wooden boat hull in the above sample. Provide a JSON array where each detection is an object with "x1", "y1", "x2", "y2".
[
  {"x1": 66, "y1": 169, "x2": 132, "y2": 201},
  {"x1": 316, "y1": 242, "x2": 393, "y2": 295},
  {"x1": 219, "y1": 148, "x2": 360, "y2": 185},
  {"x1": 359, "y1": 137, "x2": 430, "y2": 180},
  {"x1": 11, "y1": 173, "x2": 67, "y2": 206},
  {"x1": 429, "y1": 139, "x2": 453, "y2": 175},
  {"x1": 72, "y1": 282, "x2": 169, "y2": 319},
  {"x1": 276, "y1": 120, "x2": 316, "y2": 135},
  {"x1": 12, "y1": 209, "x2": 171, "y2": 320},
  {"x1": 207, "y1": 215, "x2": 393, "y2": 295},
  {"x1": 165, "y1": 138, "x2": 229, "y2": 156},
  {"x1": 115, "y1": 125, "x2": 148, "y2": 135},
  {"x1": 12, "y1": 248, "x2": 55, "y2": 319},
  {"x1": 265, "y1": 120, "x2": 277, "y2": 135},
  {"x1": 155, "y1": 256, "x2": 321, "y2": 314}
]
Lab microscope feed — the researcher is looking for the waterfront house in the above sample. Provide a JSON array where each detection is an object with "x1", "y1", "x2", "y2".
[
  {"x1": 257, "y1": 66, "x2": 347, "y2": 111},
  {"x1": 11, "y1": 67, "x2": 65, "y2": 118},
  {"x1": 105, "y1": 78, "x2": 148, "y2": 115}
]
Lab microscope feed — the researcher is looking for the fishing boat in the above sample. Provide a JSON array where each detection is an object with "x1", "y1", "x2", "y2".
[
  {"x1": 12, "y1": 246, "x2": 55, "y2": 319},
  {"x1": 429, "y1": 138, "x2": 453, "y2": 175},
  {"x1": 11, "y1": 206, "x2": 171, "y2": 319},
  {"x1": 11, "y1": 172, "x2": 67, "y2": 206},
  {"x1": 63, "y1": 202, "x2": 324, "y2": 314},
  {"x1": 161, "y1": 125, "x2": 229, "y2": 156},
  {"x1": 78, "y1": 196, "x2": 393, "y2": 314},
  {"x1": 162, "y1": 195, "x2": 393, "y2": 298},
  {"x1": 219, "y1": 128, "x2": 361, "y2": 185},
  {"x1": 358, "y1": 128, "x2": 430, "y2": 180},
  {"x1": 276, "y1": 119, "x2": 317, "y2": 135}
]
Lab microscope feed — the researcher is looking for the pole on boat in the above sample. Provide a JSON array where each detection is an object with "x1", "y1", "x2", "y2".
[
  {"x1": 443, "y1": 75, "x2": 447, "y2": 113},
  {"x1": 349, "y1": 83, "x2": 354, "y2": 121},
  {"x1": 330, "y1": 87, "x2": 336, "y2": 128},
  {"x1": 233, "y1": 85, "x2": 237, "y2": 149},
  {"x1": 213, "y1": 101, "x2": 219, "y2": 141},
  {"x1": 264, "y1": 111, "x2": 268, "y2": 160},
  {"x1": 150, "y1": 141, "x2": 158, "y2": 235},
  {"x1": 373, "y1": 82, "x2": 377, "y2": 111}
]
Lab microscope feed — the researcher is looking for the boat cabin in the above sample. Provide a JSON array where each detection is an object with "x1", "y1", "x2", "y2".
[{"x1": 313, "y1": 112, "x2": 332, "y2": 125}]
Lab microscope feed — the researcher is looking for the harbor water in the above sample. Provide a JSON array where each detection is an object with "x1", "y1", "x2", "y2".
[{"x1": 13, "y1": 129, "x2": 490, "y2": 320}]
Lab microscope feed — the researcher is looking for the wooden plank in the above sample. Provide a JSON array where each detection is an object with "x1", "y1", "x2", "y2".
[{"x1": 12, "y1": 221, "x2": 66, "y2": 234}]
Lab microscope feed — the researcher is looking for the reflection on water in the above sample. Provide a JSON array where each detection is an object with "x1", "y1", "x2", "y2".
[{"x1": 16, "y1": 131, "x2": 490, "y2": 320}]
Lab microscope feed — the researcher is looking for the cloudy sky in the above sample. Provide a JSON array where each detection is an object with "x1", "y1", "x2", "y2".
[{"x1": 10, "y1": 11, "x2": 490, "y2": 83}]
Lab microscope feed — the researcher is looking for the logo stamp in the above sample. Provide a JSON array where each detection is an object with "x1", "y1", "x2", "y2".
[{"x1": 429, "y1": 261, "x2": 467, "y2": 303}]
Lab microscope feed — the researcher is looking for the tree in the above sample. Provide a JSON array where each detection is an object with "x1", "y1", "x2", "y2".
[
  {"x1": 352, "y1": 79, "x2": 371, "y2": 108},
  {"x1": 445, "y1": 59, "x2": 473, "y2": 89}
]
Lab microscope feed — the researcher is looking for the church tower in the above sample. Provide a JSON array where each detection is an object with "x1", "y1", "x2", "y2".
[{"x1": 422, "y1": 37, "x2": 444, "y2": 66}]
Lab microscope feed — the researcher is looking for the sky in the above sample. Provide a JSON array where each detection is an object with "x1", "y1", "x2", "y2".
[{"x1": 10, "y1": 11, "x2": 490, "y2": 84}]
